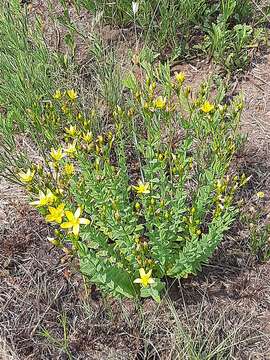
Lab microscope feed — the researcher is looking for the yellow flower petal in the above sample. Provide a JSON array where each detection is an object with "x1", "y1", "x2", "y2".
[
  {"x1": 53, "y1": 89, "x2": 62, "y2": 100},
  {"x1": 73, "y1": 224, "x2": 80, "y2": 236},
  {"x1": 153, "y1": 96, "x2": 166, "y2": 109},
  {"x1": 79, "y1": 218, "x2": 90, "y2": 225},
  {"x1": 139, "y1": 268, "x2": 146, "y2": 277},
  {"x1": 201, "y1": 101, "x2": 214, "y2": 113},
  {"x1": 61, "y1": 222, "x2": 72, "y2": 229},
  {"x1": 65, "y1": 211, "x2": 74, "y2": 222},
  {"x1": 18, "y1": 168, "x2": 35, "y2": 183},
  {"x1": 67, "y1": 89, "x2": 78, "y2": 101},
  {"x1": 175, "y1": 72, "x2": 185, "y2": 84},
  {"x1": 74, "y1": 207, "x2": 81, "y2": 219}
]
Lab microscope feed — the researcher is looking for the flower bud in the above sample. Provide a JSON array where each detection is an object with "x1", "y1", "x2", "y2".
[
  {"x1": 135, "y1": 202, "x2": 141, "y2": 210},
  {"x1": 114, "y1": 211, "x2": 121, "y2": 221},
  {"x1": 48, "y1": 237, "x2": 60, "y2": 246}
]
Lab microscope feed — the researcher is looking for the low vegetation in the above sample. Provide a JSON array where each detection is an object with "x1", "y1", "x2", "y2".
[
  {"x1": 0, "y1": 0, "x2": 270, "y2": 358},
  {"x1": 70, "y1": 0, "x2": 269, "y2": 73}
]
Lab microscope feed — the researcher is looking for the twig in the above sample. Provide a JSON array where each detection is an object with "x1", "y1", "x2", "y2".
[{"x1": 30, "y1": 284, "x2": 65, "y2": 337}]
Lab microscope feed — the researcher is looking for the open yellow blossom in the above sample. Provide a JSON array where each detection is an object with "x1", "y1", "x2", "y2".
[
  {"x1": 134, "y1": 268, "x2": 155, "y2": 287},
  {"x1": 64, "y1": 163, "x2": 75, "y2": 176},
  {"x1": 82, "y1": 131, "x2": 93, "y2": 143},
  {"x1": 53, "y1": 89, "x2": 62, "y2": 100},
  {"x1": 175, "y1": 72, "x2": 185, "y2": 84},
  {"x1": 65, "y1": 125, "x2": 77, "y2": 137},
  {"x1": 67, "y1": 89, "x2": 78, "y2": 101},
  {"x1": 153, "y1": 96, "x2": 166, "y2": 110},
  {"x1": 30, "y1": 189, "x2": 57, "y2": 207},
  {"x1": 61, "y1": 207, "x2": 90, "y2": 236},
  {"x1": 133, "y1": 180, "x2": 150, "y2": 194},
  {"x1": 45, "y1": 204, "x2": 65, "y2": 224},
  {"x1": 18, "y1": 169, "x2": 35, "y2": 183},
  {"x1": 64, "y1": 142, "x2": 77, "y2": 156},
  {"x1": 201, "y1": 101, "x2": 214, "y2": 113},
  {"x1": 50, "y1": 148, "x2": 65, "y2": 162}
]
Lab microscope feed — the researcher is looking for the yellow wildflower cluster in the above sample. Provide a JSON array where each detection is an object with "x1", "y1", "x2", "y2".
[
  {"x1": 17, "y1": 74, "x2": 242, "y2": 301},
  {"x1": 52, "y1": 89, "x2": 78, "y2": 102},
  {"x1": 21, "y1": 163, "x2": 90, "y2": 237},
  {"x1": 33, "y1": 194, "x2": 90, "y2": 236},
  {"x1": 18, "y1": 89, "x2": 94, "y2": 239}
]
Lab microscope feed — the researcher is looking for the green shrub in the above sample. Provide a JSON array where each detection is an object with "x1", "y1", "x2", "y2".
[{"x1": 9, "y1": 64, "x2": 248, "y2": 301}]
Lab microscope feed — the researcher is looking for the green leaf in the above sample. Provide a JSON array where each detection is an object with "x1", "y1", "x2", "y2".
[
  {"x1": 140, "y1": 287, "x2": 161, "y2": 303},
  {"x1": 123, "y1": 72, "x2": 137, "y2": 91},
  {"x1": 105, "y1": 267, "x2": 136, "y2": 298}
]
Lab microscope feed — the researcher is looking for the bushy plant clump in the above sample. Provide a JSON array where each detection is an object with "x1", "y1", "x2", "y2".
[
  {"x1": 15, "y1": 67, "x2": 247, "y2": 301},
  {"x1": 75, "y1": 0, "x2": 268, "y2": 72}
]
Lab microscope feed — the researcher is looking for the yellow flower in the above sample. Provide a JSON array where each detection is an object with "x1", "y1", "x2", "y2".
[
  {"x1": 50, "y1": 148, "x2": 65, "y2": 162},
  {"x1": 30, "y1": 189, "x2": 57, "y2": 207},
  {"x1": 18, "y1": 168, "x2": 35, "y2": 183},
  {"x1": 65, "y1": 125, "x2": 77, "y2": 137},
  {"x1": 67, "y1": 89, "x2": 78, "y2": 101},
  {"x1": 61, "y1": 207, "x2": 90, "y2": 236},
  {"x1": 52, "y1": 89, "x2": 62, "y2": 100},
  {"x1": 64, "y1": 163, "x2": 75, "y2": 176},
  {"x1": 82, "y1": 131, "x2": 93, "y2": 143},
  {"x1": 201, "y1": 101, "x2": 214, "y2": 113},
  {"x1": 257, "y1": 191, "x2": 265, "y2": 199},
  {"x1": 134, "y1": 268, "x2": 155, "y2": 287},
  {"x1": 45, "y1": 204, "x2": 65, "y2": 224},
  {"x1": 175, "y1": 72, "x2": 185, "y2": 84},
  {"x1": 133, "y1": 180, "x2": 150, "y2": 195},
  {"x1": 64, "y1": 142, "x2": 77, "y2": 156},
  {"x1": 153, "y1": 96, "x2": 166, "y2": 110}
]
